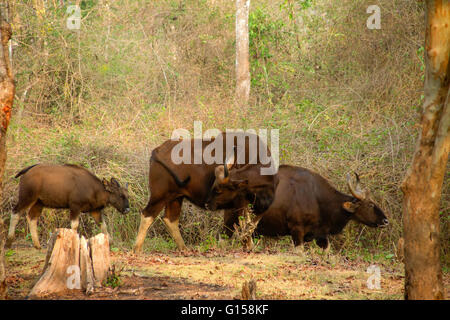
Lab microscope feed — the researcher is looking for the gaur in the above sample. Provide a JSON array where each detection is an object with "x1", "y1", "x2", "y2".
[
  {"x1": 207, "y1": 165, "x2": 388, "y2": 249},
  {"x1": 6, "y1": 164, "x2": 130, "y2": 249},
  {"x1": 133, "y1": 131, "x2": 276, "y2": 253}
]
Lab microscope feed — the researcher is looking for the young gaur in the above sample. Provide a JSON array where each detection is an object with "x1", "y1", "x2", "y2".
[{"x1": 6, "y1": 164, "x2": 130, "y2": 249}]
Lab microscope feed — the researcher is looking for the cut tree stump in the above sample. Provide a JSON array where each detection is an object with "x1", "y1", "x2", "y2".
[
  {"x1": 241, "y1": 279, "x2": 257, "y2": 300},
  {"x1": 28, "y1": 228, "x2": 110, "y2": 298}
]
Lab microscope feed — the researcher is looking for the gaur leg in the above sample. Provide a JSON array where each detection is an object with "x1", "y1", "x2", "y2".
[
  {"x1": 315, "y1": 237, "x2": 329, "y2": 249},
  {"x1": 6, "y1": 195, "x2": 37, "y2": 248},
  {"x1": 6, "y1": 213, "x2": 21, "y2": 248},
  {"x1": 90, "y1": 211, "x2": 112, "y2": 243},
  {"x1": 133, "y1": 198, "x2": 166, "y2": 253},
  {"x1": 26, "y1": 202, "x2": 44, "y2": 249},
  {"x1": 223, "y1": 209, "x2": 240, "y2": 238},
  {"x1": 69, "y1": 208, "x2": 81, "y2": 231},
  {"x1": 162, "y1": 198, "x2": 187, "y2": 251},
  {"x1": 290, "y1": 226, "x2": 305, "y2": 254}
]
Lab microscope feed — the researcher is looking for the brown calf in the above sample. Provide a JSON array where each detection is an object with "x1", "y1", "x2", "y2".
[{"x1": 6, "y1": 164, "x2": 129, "y2": 249}]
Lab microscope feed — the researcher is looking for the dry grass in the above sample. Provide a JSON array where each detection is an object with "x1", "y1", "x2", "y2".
[{"x1": 8, "y1": 240, "x2": 444, "y2": 300}]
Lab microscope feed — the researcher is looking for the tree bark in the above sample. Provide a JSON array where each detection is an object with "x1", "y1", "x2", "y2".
[
  {"x1": 0, "y1": 8, "x2": 15, "y2": 302},
  {"x1": 79, "y1": 236, "x2": 95, "y2": 294},
  {"x1": 0, "y1": 217, "x2": 7, "y2": 299},
  {"x1": 400, "y1": 0, "x2": 449, "y2": 300},
  {"x1": 241, "y1": 279, "x2": 256, "y2": 300},
  {"x1": 0, "y1": 14, "x2": 14, "y2": 202},
  {"x1": 235, "y1": 0, "x2": 250, "y2": 106},
  {"x1": 89, "y1": 233, "x2": 110, "y2": 287}
]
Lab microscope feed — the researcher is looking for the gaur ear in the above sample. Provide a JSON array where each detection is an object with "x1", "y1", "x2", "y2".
[
  {"x1": 103, "y1": 178, "x2": 112, "y2": 192},
  {"x1": 232, "y1": 179, "x2": 248, "y2": 188},
  {"x1": 342, "y1": 201, "x2": 360, "y2": 213}
]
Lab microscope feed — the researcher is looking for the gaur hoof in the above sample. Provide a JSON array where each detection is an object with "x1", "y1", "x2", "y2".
[{"x1": 315, "y1": 238, "x2": 329, "y2": 249}]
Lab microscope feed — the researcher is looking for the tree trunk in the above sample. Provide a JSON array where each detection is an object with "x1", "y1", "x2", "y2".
[
  {"x1": 29, "y1": 229, "x2": 110, "y2": 298},
  {"x1": 235, "y1": 0, "x2": 250, "y2": 106},
  {"x1": 400, "y1": 0, "x2": 449, "y2": 300},
  {"x1": 0, "y1": 13, "x2": 14, "y2": 201},
  {"x1": 0, "y1": 217, "x2": 7, "y2": 299},
  {"x1": 0, "y1": 9, "x2": 15, "y2": 302}
]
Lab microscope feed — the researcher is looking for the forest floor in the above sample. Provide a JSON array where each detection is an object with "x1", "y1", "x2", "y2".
[{"x1": 4, "y1": 240, "x2": 449, "y2": 300}]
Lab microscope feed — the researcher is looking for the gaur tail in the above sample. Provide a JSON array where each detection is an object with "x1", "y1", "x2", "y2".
[
  {"x1": 15, "y1": 164, "x2": 39, "y2": 178},
  {"x1": 151, "y1": 150, "x2": 190, "y2": 188}
]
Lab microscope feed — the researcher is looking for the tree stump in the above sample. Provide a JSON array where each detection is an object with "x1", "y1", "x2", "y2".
[
  {"x1": 28, "y1": 228, "x2": 110, "y2": 298},
  {"x1": 241, "y1": 279, "x2": 256, "y2": 300}
]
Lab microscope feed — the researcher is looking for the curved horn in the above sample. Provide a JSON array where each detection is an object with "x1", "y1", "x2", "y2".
[
  {"x1": 346, "y1": 172, "x2": 366, "y2": 200},
  {"x1": 215, "y1": 165, "x2": 228, "y2": 184},
  {"x1": 224, "y1": 162, "x2": 229, "y2": 178},
  {"x1": 224, "y1": 150, "x2": 235, "y2": 178}
]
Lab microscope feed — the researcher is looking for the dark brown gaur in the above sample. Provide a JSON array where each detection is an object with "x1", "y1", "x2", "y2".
[
  {"x1": 6, "y1": 164, "x2": 130, "y2": 249},
  {"x1": 133, "y1": 131, "x2": 276, "y2": 253},
  {"x1": 205, "y1": 153, "x2": 277, "y2": 216},
  {"x1": 212, "y1": 165, "x2": 389, "y2": 250}
]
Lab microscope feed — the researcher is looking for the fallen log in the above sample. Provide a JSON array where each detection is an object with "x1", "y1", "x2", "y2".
[{"x1": 29, "y1": 228, "x2": 110, "y2": 298}]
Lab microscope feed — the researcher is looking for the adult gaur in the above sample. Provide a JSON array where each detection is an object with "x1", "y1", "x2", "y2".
[
  {"x1": 207, "y1": 165, "x2": 389, "y2": 249},
  {"x1": 133, "y1": 131, "x2": 276, "y2": 253}
]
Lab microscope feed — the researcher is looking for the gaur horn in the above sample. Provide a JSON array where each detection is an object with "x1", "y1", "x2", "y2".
[
  {"x1": 223, "y1": 151, "x2": 235, "y2": 178},
  {"x1": 346, "y1": 172, "x2": 366, "y2": 200}
]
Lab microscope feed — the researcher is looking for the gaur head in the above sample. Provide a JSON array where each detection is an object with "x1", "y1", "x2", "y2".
[
  {"x1": 205, "y1": 157, "x2": 275, "y2": 214},
  {"x1": 103, "y1": 178, "x2": 130, "y2": 214},
  {"x1": 342, "y1": 173, "x2": 388, "y2": 228}
]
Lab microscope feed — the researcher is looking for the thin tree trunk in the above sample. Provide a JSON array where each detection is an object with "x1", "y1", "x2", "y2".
[
  {"x1": 0, "y1": 217, "x2": 6, "y2": 299},
  {"x1": 400, "y1": 0, "x2": 449, "y2": 300},
  {"x1": 235, "y1": 0, "x2": 250, "y2": 106},
  {"x1": 0, "y1": 9, "x2": 15, "y2": 301}
]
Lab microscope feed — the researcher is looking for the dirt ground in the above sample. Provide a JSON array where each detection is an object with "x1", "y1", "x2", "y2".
[{"x1": 4, "y1": 241, "x2": 449, "y2": 300}]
